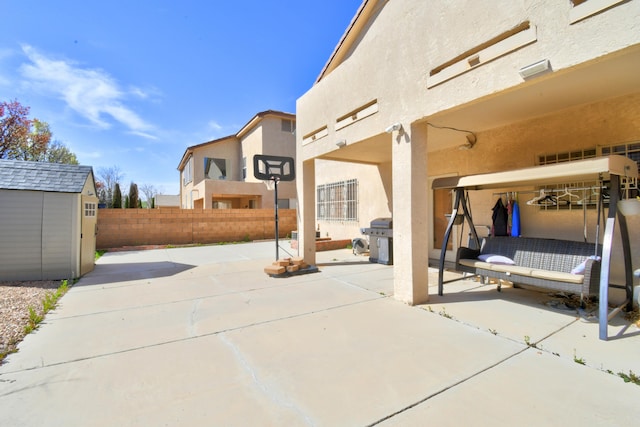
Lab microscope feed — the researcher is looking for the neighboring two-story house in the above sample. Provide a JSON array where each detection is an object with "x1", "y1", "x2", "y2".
[
  {"x1": 295, "y1": 0, "x2": 640, "y2": 304},
  {"x1": 178, "y1": 110, "x2": 297, "y2": 209}
]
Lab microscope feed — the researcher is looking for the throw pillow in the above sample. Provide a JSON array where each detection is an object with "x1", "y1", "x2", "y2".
[
  {"x1": 571, "y1": 255, "x2": 601, "y2": 275},
  {"x1": 478, "y1": 254, "x2": 515, "y2": 265}
]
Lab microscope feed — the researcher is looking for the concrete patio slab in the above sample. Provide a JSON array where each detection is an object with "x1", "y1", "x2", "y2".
[
  {"x1": 1, "y1": 335, "x2": 306, "y2": 426},
  {"x1": 220, "y1": 297, "x2": 524, "y2": 426},
  {"x1": 1, "y1": 243, "x2": 638, "y2": 426},
  {"x1": 425, "y1": 279, "x2": 582, "y2": 343},
  {"x1": 377, "y1": 348, "x2": 640, "y2": 426},
  {"x1": 4, "y1": 276, "x2": 381, "y2": 373}
]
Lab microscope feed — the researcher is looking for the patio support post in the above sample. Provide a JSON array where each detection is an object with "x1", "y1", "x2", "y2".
[
  {"x1": 391, "y1": 123, "x2": 429, "y2": 305},
  {"x1": 297, "y1": 159, "x2": 316, "y2": 266},
  {"x1": 599, "y1": 174, "x2": 620, "y2": 340}
]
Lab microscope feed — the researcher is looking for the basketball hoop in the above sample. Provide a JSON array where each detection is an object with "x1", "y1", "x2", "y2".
[{"x1": 253, "y1": 155, "x2": 296, "y2": 261}]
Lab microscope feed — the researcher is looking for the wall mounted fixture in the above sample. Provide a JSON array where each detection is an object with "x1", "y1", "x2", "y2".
[
  {"x1": 427, "y1": 122, "x2": 478, "y2": 150},
  {"x1": 519, "y1": 59, "x2": 550, "y2": 79},
  {"x1": 385, "y1": 123, "x2": 403, "y2": 133},
  {"x1": 335, "y1": 139, "x2": 347, "y2": 148},
  {"x1": 458, "y1": 134, "x2": 477, "y2": 150}
]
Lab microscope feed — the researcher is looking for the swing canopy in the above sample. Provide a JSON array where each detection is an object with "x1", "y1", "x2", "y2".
[{"x1": 432, "y1": 155, "x2": 636, "y2": 190}]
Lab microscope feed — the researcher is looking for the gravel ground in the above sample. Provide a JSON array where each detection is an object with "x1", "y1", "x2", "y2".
[{"x1": 0, "y1": 280, "x2": 61, "y2": 359}]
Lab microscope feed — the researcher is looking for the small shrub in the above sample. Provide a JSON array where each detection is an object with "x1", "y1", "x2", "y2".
[
  {"x1": 439, "y1": 307, "x2": 452, "y2": 319},
  {"x1": 618, "y1": 371, "x2": 640, "y2": 386},
  {"x1": 524, "y1": 335, "x2": 538, "y2": 348}
]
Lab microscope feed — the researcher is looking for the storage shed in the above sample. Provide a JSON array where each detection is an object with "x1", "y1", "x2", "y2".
[{"x1": 0, "y1": 160, "x2": 98, "y2": 281}]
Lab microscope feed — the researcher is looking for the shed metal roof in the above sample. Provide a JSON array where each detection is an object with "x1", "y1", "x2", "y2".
[{"x1": 0, "y1": 159, "x2": 94, "y2": 193}]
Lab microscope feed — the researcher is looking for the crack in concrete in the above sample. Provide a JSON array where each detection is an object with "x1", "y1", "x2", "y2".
[
  {"x1": 187, "y1": 299, "x2": 202, "y2": 337},
  {"x1": 218, "y1": 332, "x2": 316, "y2": 426}
]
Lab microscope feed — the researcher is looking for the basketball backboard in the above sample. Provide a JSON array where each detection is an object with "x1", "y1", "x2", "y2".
[{"x1": 253, "y1": 155, "x2": 295, "y2": 181}]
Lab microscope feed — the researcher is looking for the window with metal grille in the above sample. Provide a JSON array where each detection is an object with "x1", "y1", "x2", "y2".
[
  {"x1": 537, "y1": 147, "x2": 597, "y2": 165},
  {"x1": 534, "y1": 143, "x2": 638, "y2": 211},
  {"x1": 601, "y1": 141, "x2": 640, "y2": 174},
  {"x1": 317, "y1": 179, "x2": 358, "y2": 222}
]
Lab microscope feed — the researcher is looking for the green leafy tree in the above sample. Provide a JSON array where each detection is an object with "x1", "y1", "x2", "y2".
[
  {"x1": 128, "y1": 182, "x2": 139, "y2": 209},
  {"x1": 113, "y1": 183, "x2": 123, "y2": 208},
  {"x1": 39, "y1": 140, "x2": 79, "y2": 164}
]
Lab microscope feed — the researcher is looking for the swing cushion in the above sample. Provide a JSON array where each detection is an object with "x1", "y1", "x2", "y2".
[{"x1": 456, "y1": 236, "x2": 601, "y2": 297}]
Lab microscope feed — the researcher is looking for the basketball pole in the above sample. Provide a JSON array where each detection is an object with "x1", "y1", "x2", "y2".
[{"x1": 273, "y1": 176, "x2": 280, "y2": 261}]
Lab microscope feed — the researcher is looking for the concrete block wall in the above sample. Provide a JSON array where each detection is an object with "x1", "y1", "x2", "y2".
[{"x1": 96, "y1": 208, "x2": 296, "y2": 249}]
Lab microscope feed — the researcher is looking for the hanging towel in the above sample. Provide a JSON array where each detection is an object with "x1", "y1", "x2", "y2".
[
  {"x1": 492, "y1": 198, "x2": 509, "y2": 236},
  {"x1": 511, "y1": 201, "x2": 521, "y2": 237}
]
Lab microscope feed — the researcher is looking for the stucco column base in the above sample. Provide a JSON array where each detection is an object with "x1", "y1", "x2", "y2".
[
  {"x1": 391, "y1": 124, "x2": 429, "y2": 305},
  {"x1": 297, "y1": 159, "x2": 316, "y2": 265}
]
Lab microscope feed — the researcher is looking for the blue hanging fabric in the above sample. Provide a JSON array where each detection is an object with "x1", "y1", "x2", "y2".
[{"x1": 511, "y1": 199, "x2": 521, "y2": 237}]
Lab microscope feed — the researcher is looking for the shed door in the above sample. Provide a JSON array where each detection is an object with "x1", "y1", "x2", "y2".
[
  {"x1": 42, "y1": 192, "x2": 75, "y2": 279},
  {"x1": 80, "y1": 196, "x2": 98, "y2": 276},
  {"x1": 0, "y1": 190, "x2": 43, "y2": 280}
]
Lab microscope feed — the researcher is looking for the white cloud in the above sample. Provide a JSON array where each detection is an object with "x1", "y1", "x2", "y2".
[
  {"x1": 76, "y1": 150, "x2": 102, "y2": 159},
  {"x1": 208, "y1": 120, "x2": 223, "y2": 131},
  {"x1": 19, "y1": 45, "x2": 156, "y2": 137}
]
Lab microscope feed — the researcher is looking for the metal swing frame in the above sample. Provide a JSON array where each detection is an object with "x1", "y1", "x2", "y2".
[{"x1": 432, "y1": 155, "x2": 637, "y2": 341}]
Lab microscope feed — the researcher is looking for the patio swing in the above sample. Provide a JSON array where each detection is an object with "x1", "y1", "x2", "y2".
[{"x1": 432, "y1": 155, "x2": 638, "y2": 341}]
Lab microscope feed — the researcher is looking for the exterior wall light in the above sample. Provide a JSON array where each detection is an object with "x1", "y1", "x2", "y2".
[
  {"x1": 335, "y1": 139, "x2": 347, "y2": 148},
  {"x1": 385, "y1": 123, "x2": 403, "y2": 133},
  {"x1": 519, "y1": 59, "x2": 551, "y2": 79}
]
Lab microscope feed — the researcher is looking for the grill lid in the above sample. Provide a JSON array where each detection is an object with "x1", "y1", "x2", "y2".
[{"x1": 370, "y1": 217, "x2": 392, "y2": 229}]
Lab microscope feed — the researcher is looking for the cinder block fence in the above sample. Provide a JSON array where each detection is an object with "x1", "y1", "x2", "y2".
[{"x1": 96, "y1": 208, "x2": 296, "y2": 249}]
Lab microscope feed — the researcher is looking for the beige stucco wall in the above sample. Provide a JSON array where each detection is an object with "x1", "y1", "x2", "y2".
[
  {"x1": 239, "y1": 115, "x2": 297, "y2": 206},
  {"x1": 314, "y1": 159, "x2": 392, "y2": 240},
  {"x1": 298, "y1": 0, "x2": 640, "y2": 146},
  {"x1": 296, "y1": 0, "x2": 640, "y2": 303},
  {"x1": 299, "y1": 0, "x2": 640, "y2": 243},
  {"x1": 242, "y1": 116, "x2": 296, "y2": 183},
  {"x1": 430, "y1": 92, "x2": 640, "y2": 238},
  {"x1": 180, "y1": 137, "x2": 240, "y2": 208}
]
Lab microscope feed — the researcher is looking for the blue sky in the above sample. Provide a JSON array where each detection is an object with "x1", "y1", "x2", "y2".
[{"x1": 1, "y1": 1, "x2": 362, "y2": 195}]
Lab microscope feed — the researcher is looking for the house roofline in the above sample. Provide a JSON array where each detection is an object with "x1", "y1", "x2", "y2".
[
  {"x1": 315, "y1": 0, "x2": 376, "y2": 84},
  {"x1": 236, "y1": 110, "x2": 295, "y2": 139},
  {"x1": 177, "y1": 135, "x2": 237, "y2": 171},
  {"x1": 176, "y1": 110, "x2": 295, "y2": 171}
]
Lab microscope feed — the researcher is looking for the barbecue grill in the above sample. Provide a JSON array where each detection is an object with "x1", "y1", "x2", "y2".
[{"x1": 361, "y1": 217, "x2": 393, "y2": 265}]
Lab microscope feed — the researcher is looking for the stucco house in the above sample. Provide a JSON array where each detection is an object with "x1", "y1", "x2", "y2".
[
  {"x1": 178, "y1": 110, "x2": 297, "y2": 209},
  {"x1": 0, "y1": 160, "x2": 98, "y2": 281},
  {"x1": 295, "y1": 0, "x2": 640, "y2": 306}
]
